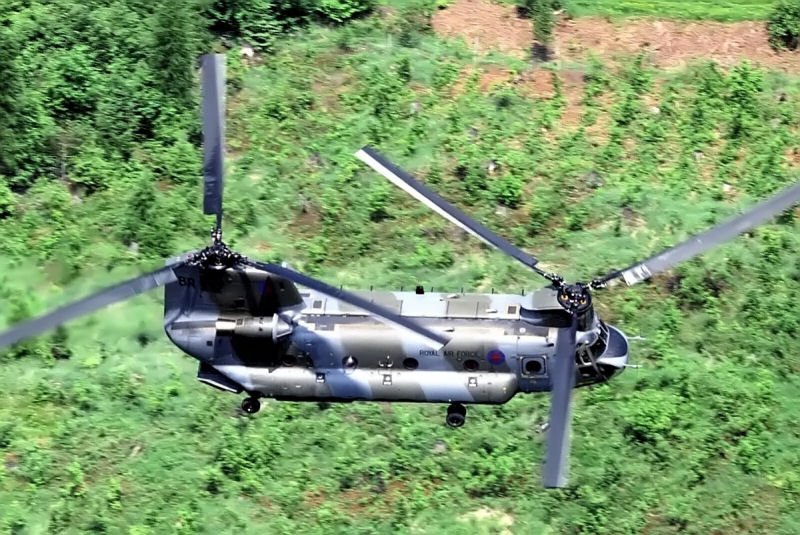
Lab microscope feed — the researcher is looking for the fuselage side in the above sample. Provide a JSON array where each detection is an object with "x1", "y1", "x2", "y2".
[{"x1": 163, "y1": 265, "x2": 629, "y2": 404}]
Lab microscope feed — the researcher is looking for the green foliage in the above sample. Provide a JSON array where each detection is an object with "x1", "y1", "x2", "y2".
[
  {"x1": 242, "y1": 7, "x2": 282, "y2": 52},
  {"x1": 2, "y1": 3, "x2": 800, "y2": 534},
  {"x1": 524, "y1": 0, "x2": 555, "y2": 60},
  {"x1": 727, "y1": 62, "x2": 765, "y2": 140},
  {"x1": 206, "y1": 0, "x2": 374, "y2": 48},
  {"x1": 768, "y1": 0, "x2": 800, "y2": 50},
  {"x1": 150, "y1": 0, "x2": 200, "y2": 108},
  {"x1": 564, "y1": 0, "x2": 775, "y2": 21},
  {"x1": 396, "y1": 0, "x2": 437, "y2": 47},
  {"x1": 0, "y1": 181, "x2": 13, "y2": 218},
  {"x1": 0, "y1": 28, "x2": 22, "y2": 178},
  {"x1": 313, "y1": 0, "x2": 375, "y2": 23}
]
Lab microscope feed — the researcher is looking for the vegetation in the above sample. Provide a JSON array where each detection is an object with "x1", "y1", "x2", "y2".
[
  {"x1": 525, "y1": 0, "x2": 555, "y2": 61},
  {"x1": 768, "y1": 0, "x2": 800, "y2": 50},
  {"x1": 562, "y1": 0, "x2": 774, "y2": 22},
  {"x1": 1, "y1": 0, "x2": 800, "y2": 533},
  {"x1": 564, "y1": 0, "x2": 775, "y2": 21}
]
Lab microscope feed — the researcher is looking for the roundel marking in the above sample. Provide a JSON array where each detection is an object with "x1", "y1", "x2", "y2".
[{"x1": 487, "y1": 349, "x2": 506, "y2": 366}]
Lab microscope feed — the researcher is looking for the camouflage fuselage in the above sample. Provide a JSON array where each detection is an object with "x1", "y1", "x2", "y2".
[{"x1": 164, "y1": 264, "x2": 629, "y2": 404}]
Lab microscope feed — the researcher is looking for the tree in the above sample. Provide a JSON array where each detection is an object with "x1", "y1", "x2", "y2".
[
  {"x1": 150, "y1": 0, "x2": 198, "y2": 109},
  {"x1": 530, "y1": 0, "x2": 554, "y2": 61},
  {"x1": 767, "y1": 0, "x2": 800, "y2": 50},
  {"x1": 237, "y1": 0, "x2": 283, "y2": 52},
  {"x1": 0, "y1": 28, "x2": 21, "y2": 177}
]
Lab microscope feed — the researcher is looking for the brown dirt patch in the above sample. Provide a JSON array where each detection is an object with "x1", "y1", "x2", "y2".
[
  {"x1": 516, "y1": 68, "x2": 557, "y2": 98},
  {"x1": 432, "y1": 0, "x2": 800, "y2": 71},
  {"x1": 479, "y1": 65, "x2": 513, "y2": 92},
  {"x1": 432, "y1": 0, "x2": 532, "y2": 56},
  {"x1": 787, "y1": 146, "x2": 800, "y2": 167},
  {"x1": 560, "y1": 69, "x2": 585, "y2": 126}
]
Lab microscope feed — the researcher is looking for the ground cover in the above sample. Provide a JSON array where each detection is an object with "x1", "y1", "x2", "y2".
[
  {"x1": 2, "y1": 1, "x2": 800, "y2": 533},
  {"x1": 565, "y1": 0, "x2": 774, "y2": 21},
  {"x1": 433, "y1": 0, "x2": 800, "y2": 69}
]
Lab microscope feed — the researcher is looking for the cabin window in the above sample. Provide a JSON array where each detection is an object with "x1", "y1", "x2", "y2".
[
  {"x1": 403, "y1": 358, "x2": 419, "y2": 370},
  {"x1": 522, "y1": 357, "x2": 547, "y2": 377}
]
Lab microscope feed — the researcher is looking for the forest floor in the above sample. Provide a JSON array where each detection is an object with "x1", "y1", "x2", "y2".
[{"x1": 432, "y1": 0, "x2": 800, "y2": 70}]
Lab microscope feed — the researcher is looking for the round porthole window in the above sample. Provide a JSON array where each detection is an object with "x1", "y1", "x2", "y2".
[
  {"x1": 525, "y1": 359, "x2": 543, "y2": 374},
  {"x1": 464, "y1": 359, "x2": 480, "y2": 372},
  {"x1": 403, "y1": 357, "x2": 419, "y2": 370}
]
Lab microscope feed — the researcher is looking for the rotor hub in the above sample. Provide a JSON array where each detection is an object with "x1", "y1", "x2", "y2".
[
  {"x1": 190, "y1": 241, "x2": 244, "y2": 270},
  {"x1": 556, "y1": 283, "x2": 592, "y2": 313}
]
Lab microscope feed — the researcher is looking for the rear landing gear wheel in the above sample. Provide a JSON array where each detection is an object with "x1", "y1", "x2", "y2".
[
  {"x1": 446, "y1": 403, "x2": 466, "y2": 428},
  {"x1": 241, "y1": 397, "x2": 261, "y2": 414}
]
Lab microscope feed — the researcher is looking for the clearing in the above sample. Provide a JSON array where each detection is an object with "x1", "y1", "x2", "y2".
[{"x1": 432, "y1": 0, "x2": 800, "y2": 70}]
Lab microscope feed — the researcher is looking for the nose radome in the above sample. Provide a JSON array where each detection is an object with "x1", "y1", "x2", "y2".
[{"x1": 595, "y1": 325, "x2": 629, "y2": 373}]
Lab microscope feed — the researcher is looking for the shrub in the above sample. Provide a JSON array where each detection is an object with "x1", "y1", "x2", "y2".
[
  {"x1": 238, "y1": 0, "x2": 283, "y2": 52},
  {"x1": 519, "y1": 0, "x2": 554, "y2": 60},
  {"x1": 767, "y1": 0, "x2": 800, "y2": 50},
  {"x1": 397, "y1": 0, "x2": 436, "y2": 47},
  {"x1": 313, "y1": 0, "x2": 375, "y2": 23}
]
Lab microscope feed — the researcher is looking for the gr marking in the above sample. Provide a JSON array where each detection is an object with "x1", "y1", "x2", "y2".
[{"x1": 2, "y1": 54, "x2": 799, "y2": 488}]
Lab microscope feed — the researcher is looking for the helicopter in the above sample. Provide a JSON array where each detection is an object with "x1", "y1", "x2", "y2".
[{"x1": 2, "y1": 54, "x2": 800, "y2": 489}]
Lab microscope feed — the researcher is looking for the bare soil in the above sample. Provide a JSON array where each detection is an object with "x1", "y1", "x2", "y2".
[{"x1": 432, "y1": 0, "x2": 800, "y2": 71}]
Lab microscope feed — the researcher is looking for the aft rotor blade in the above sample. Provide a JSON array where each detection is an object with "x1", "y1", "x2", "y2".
[
  {"x1": 355, "y1": 147, "x2": 545, "y2": 275},
  {"x1": 543, "y1": 313, "x2": 578, "y2": 488},
  {"x1": 245, "y1": 259, "x2": 450, "y2": 349},
  {"x1": 0, "y1": 264, "x2": 182, "y2": 351},
  {"x1": 597, "y1": 180, "x2": 800, "y2": 286},
  {"x1": 201, "y1": 53, "x2": 226, "y2": 229}
]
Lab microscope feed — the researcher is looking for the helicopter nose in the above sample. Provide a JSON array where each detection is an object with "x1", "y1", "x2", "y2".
[{"x1": 595, "y1": 325, "x2": 629, "y2": 376}]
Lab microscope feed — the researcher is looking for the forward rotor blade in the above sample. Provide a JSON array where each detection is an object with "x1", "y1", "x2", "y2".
[
  {"x1": 598, "y1": 180, "x2": 800, "y2": 286},
  {"x1": 355, "y1": 147, "x2": 544, "y2": 274},
  {"x1": 245, "y1": 259, "x2": 449, "y2": 349},
  {"x1": 201, "y1": 53, "x2": 226, "y2": 229},
  {"x1": 543, "y1": 313, "x2": 578, "y2": 488},
  {"x1": 0, "y1": 264, "x2": 182, "y2": 352}
]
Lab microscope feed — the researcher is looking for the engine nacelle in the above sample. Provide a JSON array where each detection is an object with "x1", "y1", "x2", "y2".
[{"x1": 215, "y1": 313, "x2": 293, "y2": 342}]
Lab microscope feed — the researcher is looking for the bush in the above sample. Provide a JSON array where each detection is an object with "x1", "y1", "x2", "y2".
[
  {"x1": 397, "y1": 0, "x2": 436, "y2": 47},
  {"x1": 767, "y1": 0, "x2": 800, "y2": 50},
  {"x1": 313, "y1": 0, "x2": 375, "y2": 23},
  {"x1": 238, "y1": 0, "x2": 284, "y2": 52},
  {"x1": 519, "y1": 0, "x2": 554, "y2": 60}
]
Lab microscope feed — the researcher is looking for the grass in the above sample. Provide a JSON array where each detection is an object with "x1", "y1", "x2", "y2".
[{"x1": 563, "y1": 0, "x2": 775, "y2": 21}]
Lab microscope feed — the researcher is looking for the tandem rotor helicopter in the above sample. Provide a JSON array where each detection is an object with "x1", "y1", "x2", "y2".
[{"x1": 2, "y1": 54, "x2": 800, "y2": 488}]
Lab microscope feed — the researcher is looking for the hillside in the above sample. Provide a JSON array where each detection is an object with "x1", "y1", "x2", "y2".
[
  {"x1": 1, "y1": 1, "x2": 800, "y2": 533},
  {"x1": 433, "y1": 0, "x2": 800, "y2": 69}
]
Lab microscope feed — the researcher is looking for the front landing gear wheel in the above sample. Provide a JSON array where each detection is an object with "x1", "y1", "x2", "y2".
[
  {"x1": 241, "y1": 397, "x2": 261, "y2": 414},
  {"x1": 446, "y1": 403, "x2": 467, "y2": 428}
]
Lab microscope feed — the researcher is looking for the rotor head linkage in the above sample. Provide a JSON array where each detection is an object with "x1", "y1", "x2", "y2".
[
  {"x1": 190, "y1": 239, "x2": 244, "y2": 271},
  {"x1": 556, "y1": 283, "x2": 592, "y2": 314},
  {"x1": 211, "y1": 226, "x2": 223, "y2": 246},
  {"x1": 532, "y1": 265, "x2": 565, "y2": 287}
]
